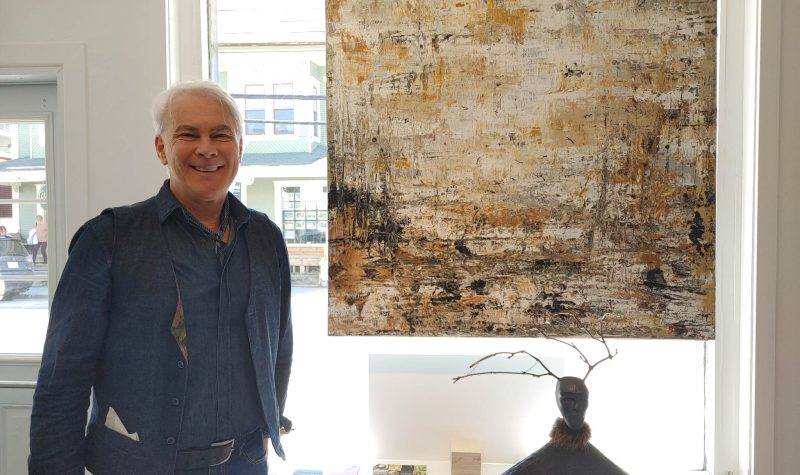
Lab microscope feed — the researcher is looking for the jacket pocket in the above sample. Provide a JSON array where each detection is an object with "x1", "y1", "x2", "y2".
[{"x1": 85, "y1": 424, "x2": 170, "y2": 475}]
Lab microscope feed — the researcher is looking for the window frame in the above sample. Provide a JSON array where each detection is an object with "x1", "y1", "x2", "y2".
[
  {"x1": 190, "y1": 0, "x2": 779, "y2": 471},
  {"x1": 0, "y1": 51, "x2": 89, "y2": 353}
]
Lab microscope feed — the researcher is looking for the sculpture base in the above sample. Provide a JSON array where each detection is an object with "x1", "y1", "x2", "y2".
[{"x1": 503, "y1": 419, "x2": 628, "y2": 475}]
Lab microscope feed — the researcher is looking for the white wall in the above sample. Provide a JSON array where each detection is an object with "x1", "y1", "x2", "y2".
[
  {"x1": 0, "y1": 0, "x2": 169, "y2": 218},
  {"x1": 0, "y1": 3, "x2": 172, "y2": 472},
  {"x1": 774, "y1": 0, "x2": 800, "y2": 471}
]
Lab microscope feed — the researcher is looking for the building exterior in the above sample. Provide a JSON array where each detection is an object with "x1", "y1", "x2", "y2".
[
  {"x1": 216, "y1": 1, "x2": 328, "y2": 285},
  {"x1": 0, "y1": 121, "x2": 47, "y2": 244}
]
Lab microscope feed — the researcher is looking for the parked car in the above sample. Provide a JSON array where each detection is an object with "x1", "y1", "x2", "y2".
[{"x1": 0, "y1": 237, "x2": 34, "y2": 300}]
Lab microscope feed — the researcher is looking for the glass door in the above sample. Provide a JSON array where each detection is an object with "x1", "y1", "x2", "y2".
[{"x1": 0, "y1": 115, "x2": 51, "y2": 355}]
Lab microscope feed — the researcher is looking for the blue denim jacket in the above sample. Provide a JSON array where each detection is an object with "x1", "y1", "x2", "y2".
[{"x1": 29, "y1": 190, "x2": 293, "y2": 474}]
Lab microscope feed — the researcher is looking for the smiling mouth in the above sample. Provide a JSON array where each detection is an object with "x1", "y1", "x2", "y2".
[{"x1": 192, "y1": 165, "x2": 223, "y2": 172}]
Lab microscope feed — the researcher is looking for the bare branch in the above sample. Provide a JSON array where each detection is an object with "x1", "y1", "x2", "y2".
[
  {"x1": 534, "y1": 324, "x2": 591, "y2": 367},
  {"x1": 453, "y1": 316, "x2": 619, "y2": 384},
  {"x1": 534, "y1": 315, "x2": 618, "y2": 381},
  {"x1": 453, "y1": 370, "x2": 554, "y2": 383},
  {"x1": 582, "y1": 349, "x2": 618, "y2": 381},
  {"x1": 452, "y1": 350, "x2": 559, "y2": 383},
  {"x1": 580, "y1": 319, "x2": 618, "y2": 381}
]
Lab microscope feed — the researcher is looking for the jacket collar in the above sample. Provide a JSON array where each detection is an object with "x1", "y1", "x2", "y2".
[{"x1": 155, "y1": 179, "x2": 250, "y2": 226}]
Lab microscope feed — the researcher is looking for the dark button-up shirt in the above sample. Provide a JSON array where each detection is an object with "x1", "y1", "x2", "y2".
[{"x1": 157, "y1": 185, "x2": 264, "y2": 447}]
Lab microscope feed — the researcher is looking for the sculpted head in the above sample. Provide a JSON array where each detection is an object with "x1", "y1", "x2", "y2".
[{"x1": 556, "y1": 376, "x2": 589, "y2": 431}]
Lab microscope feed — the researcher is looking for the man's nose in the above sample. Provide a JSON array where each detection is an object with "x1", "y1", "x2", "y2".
[{"x1": 196, "y1": 136, "x2": 218, "y2": 157}]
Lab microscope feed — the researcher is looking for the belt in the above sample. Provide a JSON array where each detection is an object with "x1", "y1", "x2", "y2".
[{"x1": 174, "y1": 438, "x2": 236, "y2": 470}]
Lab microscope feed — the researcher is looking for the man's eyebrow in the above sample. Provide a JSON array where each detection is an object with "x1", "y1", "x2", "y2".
[
  {"x1": 173, "y1": 124, "x2": 198, "y2": 133},
  {"x1": 171, "y1": 124, "x2": 234, "y2": 135},
  {"x1": 210, "y1": 124, "x2": 235, "y2": 134}
]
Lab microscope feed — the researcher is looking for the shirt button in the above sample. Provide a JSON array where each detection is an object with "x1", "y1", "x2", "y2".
[
  {"x1": 166, "y1": 437, "x2": 176, "y2": 445},
  {"x1": 177, "y1": 361, "x2": 185, "y2": 368},
  {"x1": 171, "y1": 398, "x2": 180, "y2": 406}
]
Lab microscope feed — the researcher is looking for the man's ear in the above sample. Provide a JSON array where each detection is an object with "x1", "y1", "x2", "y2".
[
  {"x1": 155, "y1": 135, "x2": 168, "y2": 165},
  {"x1": 238, "y1": 137, "x2": 244, "y2": 162}
]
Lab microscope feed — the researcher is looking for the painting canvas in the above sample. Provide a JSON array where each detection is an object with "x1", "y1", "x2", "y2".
[{"x1": 327, "y1": 0, "x2": 716, "y2": 338}]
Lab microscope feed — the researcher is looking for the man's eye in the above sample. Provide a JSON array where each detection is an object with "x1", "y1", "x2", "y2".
[
  {"x1": 176, "y1": 133, "x2": 197, "y2": 139},
  {"x1": 213, "y1": 134, "x2": 233, "y2": 140}
]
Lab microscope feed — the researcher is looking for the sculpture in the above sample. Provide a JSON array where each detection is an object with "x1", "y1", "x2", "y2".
[{"x1": 454, "y1": 318, "x2": 627, "y2": 474}]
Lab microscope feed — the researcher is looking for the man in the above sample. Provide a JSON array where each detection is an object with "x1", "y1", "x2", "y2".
[{"x1": 29, "y1": 81, "x2": 293, "y2": 474}]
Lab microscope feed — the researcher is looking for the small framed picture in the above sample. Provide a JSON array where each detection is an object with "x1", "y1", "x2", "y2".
[
  {"x1": 318, "y1": 220, "x2": 328, "y2": 229},
  {"x1": 306, "y1": 211, "x2": 317, "y2": 221},
  {"x1": 318, "y1": 211, "x2": 328, "y2": 221},
  {"x1": 295, "y1": 212, "x2": 306, "y2": 220},
  {"x1": 283, "y1": 211, "x2": 295, "y2": 220},
  {"x1": 284, "y1": 222, "x2": 295, "y2": 230},
  {"x1": 306, "y1": 221, "x2": 317, "y2": 229}
]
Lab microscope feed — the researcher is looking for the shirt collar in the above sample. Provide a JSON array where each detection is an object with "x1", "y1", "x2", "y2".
[{"x1": 155, "y1": 179, "x2": 250, "y2": 225}]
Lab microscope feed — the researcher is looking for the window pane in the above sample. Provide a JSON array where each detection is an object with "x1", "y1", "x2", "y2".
[
  {"x1": 0, "y1": 119, "x2": 50, "y2": 354},
  {"x1": 0, "y1": 185, "x2": 12, "y2": 217},
  {"x1": 245, "y1": 109, "x2": 265, "y2": 135},
  {"x1": 273, "y1": 109, "x2": 294, "y2": 135}
]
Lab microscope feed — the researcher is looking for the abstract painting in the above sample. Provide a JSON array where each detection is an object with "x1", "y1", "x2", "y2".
[{"x1": 327, "y1": 0, "x2": 716, "y2": 338}]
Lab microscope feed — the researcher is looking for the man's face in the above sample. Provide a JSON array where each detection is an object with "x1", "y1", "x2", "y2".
[
  {"x1": 556, "y1": 377, "x2": 589, "y2": 431},
  {"x1": 155, "y1": 93, "x2": 242, "y2": 209}
]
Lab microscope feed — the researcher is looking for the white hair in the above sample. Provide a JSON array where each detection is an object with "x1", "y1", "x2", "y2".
[{"x1": 151, "y1": 81, "x2": 243, "y2": 140}]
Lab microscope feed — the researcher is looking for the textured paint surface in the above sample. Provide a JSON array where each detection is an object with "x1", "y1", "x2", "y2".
[{"x1": 328, "y1": 0, "x2": 717, "y2": 338}]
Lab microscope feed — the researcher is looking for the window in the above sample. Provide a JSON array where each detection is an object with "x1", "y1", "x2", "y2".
[
  {"x1": 273, "y1": 83, "x2": 294, "y2": 135},
  {"x1": 211, "y1": 2, "x2": 721, "y2": 473},
  {"x1": 279, "y1": 183, "x2": 327, "y2": 244},
  {"x1": 244, "y1": 84, "x2": 266, "y2": 135},
  {"x1": 0, "y1": 185, "x2": 11, "y2": 218},
  {"x1": 313, "y1": 86, "x2": 319, "y2": 138},
  {"x1": 215, "y1": 0, "x2": 327, "y2": 284},
  {"x1": 0, "y1": 113, "x2": 52, "y2": 355},
  {"x1": 0, "y1": 123, "x2": 12, "y2": 158}
]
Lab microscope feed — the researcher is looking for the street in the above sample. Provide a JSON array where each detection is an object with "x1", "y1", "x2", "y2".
[
  {"x1": 0, "y1": 284, "x2": 325, "y2": 355},
  {"x1": 0, "y1": 282, "x2": 48, "y2": 310}
]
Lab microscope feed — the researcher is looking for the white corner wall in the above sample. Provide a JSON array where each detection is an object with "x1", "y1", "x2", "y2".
[
  {"x1": 0, "y1": 0, "x2": 170, "y2": 218},
  {"x1": 773, "y1": 0, "x2": 800, "y2": 471}
]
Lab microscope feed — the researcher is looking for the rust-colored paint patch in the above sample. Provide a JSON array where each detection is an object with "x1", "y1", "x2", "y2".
[
  {"x1": 333, "y1": 32, "x2": 371, "y2": 84},
  {"x1": 329, "y1": 0, "x2": 717, "y2": 339},
  {"x1": 483, "y1": 206, "x2": 551, "y2": 228},
  {"x1": 486, "y1": 0, "x2": 529, "y2": 44},
  {"x1": 327, "y1": 0, "x2": 344, "y2": 23}
]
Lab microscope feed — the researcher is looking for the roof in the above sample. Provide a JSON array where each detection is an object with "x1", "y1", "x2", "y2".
[
  {"x1": 0, "y1": 144, "x2": 329, "y2": 170},
  {"x1": 242, "y1": 141, "x2": 327, "y2": 166},
  {"x1": 0, "y1": 157, "x2": 45, "y2": 171}
]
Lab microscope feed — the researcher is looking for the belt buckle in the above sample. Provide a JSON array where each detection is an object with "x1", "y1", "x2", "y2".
[{"x1": 209, "y1": 438, "x2": 235, "y2": 466}]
